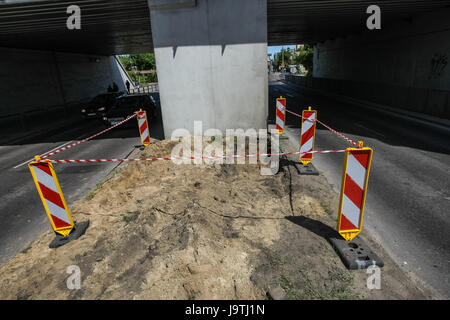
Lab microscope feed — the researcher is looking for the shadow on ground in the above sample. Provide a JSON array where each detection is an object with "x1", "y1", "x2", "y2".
[
  {"x1": 268, "y1": 81, "x2": 450, "y2": 155},
  {"x1": 1, "y1": 93, "x2": 165, "y2": 146},
  {"x1": 285, "y1": 216, "x2": 341, "y2": 241}
]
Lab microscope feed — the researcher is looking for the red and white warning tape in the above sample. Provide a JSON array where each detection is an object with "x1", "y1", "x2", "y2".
[
  {"x1": 281, "y1": 107, "x2": 358, "y2": 147},
  {"x1": 37, "y1": 149, "x2": 347, "y2": 164},
  {"x1": 315, "y1": 118, "x2": 358, "y2": 147},
  {"x1": 284, "y1": 108, "x2": 303, "y2": 119},
  {"x1": 41, "y1": 112, "x2": 138, "y2": 159}
]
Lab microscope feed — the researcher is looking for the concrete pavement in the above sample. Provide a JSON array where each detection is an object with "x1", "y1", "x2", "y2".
[{"x1": 269, "y1": 78, "x2": 450, "y2": 298}]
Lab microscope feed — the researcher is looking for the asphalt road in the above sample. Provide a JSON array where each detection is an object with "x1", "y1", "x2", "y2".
[
  {"x1": 269, "y1": 77, "x2": 450, "y2": 298},
  {"x1": 0, "y1": 102, "x2": 164, "y2": 264}
]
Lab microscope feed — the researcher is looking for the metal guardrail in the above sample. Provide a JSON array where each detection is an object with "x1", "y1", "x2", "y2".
[{"x1": 130, "y1": 83, "x2": 159, "y2": 94}]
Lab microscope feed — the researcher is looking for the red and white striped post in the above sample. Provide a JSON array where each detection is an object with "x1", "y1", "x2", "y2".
[
  {"x1": 299, "y1": 106, "x2": 317, "y2": 165},
  {"x1": 337, "y1": 142, "x2": 373, "y2": 241},
  {"x1": 137, "y1": 109, "x2": 150, "y2": 146},
  {"x1": 28, "y1": 156, "x2": 74, "y2": 237},
  {"x1": 276, "y1": 96, "x2": 286, "y2": 135}
]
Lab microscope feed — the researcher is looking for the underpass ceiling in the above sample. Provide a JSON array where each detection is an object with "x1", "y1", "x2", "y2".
[
  {"x1": 267, "y1": 0, "x2": 450, "y2": 45},
  {"x1": 0, "y1": 0, "x2": 153, "y2": 55},
  {"x1": 0, "y1": 0, "x2": 449, "y2": 55}
]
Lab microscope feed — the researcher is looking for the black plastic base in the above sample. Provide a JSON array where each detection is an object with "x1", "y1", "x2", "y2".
[
  {"x1": 329, "y1": 235, "x2": 384, "y2": 270},
  {"x1": 49, "y1": 220, "x2": 90, "y2": 249},
  {"x1": 134, "y1": 144, "x2": 146, "y2": 150},
  {"x1": 294, "y1": 162, "x2": 319, "y2": 175}
]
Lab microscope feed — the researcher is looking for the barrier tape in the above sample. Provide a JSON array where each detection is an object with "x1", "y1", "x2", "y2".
[
  {"x1": 315, "y1": 118, "x2": 358, "y2": 147},
  {"x1": 41, "y1": 112, "x2": 138, "y2": 159},
  {"x1": 36, "y1": 149, "x2": 347, "y2": 164},
  {"x1": 281, "y1": 106, "x2": 358, "y2": 147}
]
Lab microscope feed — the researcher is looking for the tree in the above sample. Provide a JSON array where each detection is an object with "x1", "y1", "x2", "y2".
[
  {"x1": 272, "y1": 48, "x2": 295, "y2": 71},
  {"x1": 119, "y1": 53, "x2": 156, "y2": 71},
  {"x1": 294, "y1": 45, "x2": 314, "y2": 76},
  {"x1": 118, "y1": 55, "x2": 133, "y2": 70},
  {"x1": 118, "y1": 53, "x2": 158, "y2": 85}
]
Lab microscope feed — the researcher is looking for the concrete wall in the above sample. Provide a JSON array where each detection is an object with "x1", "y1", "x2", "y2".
[
  {"x1": 115, "y1": 56, "x2": 136, "y2": 91},
  {"x1": 285, "y1": 74, "x2": 450, "y2": 119},
  {"x1": 0, "y1": 47, "x2": 126, "y2": 135},
  {"x1": 312, "y1": 9, "x2": 450, "y2": 118},
  {"x1": 150, "y1": 0, "x2": 268, "y2": 136},
  {"x1": 313, "y1": 9, "x2": 450, "y2": 90}
]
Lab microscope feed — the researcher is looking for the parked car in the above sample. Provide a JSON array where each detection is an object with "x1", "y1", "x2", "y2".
[
  {"x1": 81, "y1": 92, "x2": 125, "y2": 119},
  {"x1": 102, "y1": 94, "x2": 157, "y2": 126}
]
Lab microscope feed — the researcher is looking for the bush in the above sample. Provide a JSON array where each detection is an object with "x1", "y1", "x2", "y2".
[
  {"x1": 294, "y1": 45, "x2": 314, "y2": 76},
  {"x1": 128, "y1": 71, "x2": 158, "y2": 86}
]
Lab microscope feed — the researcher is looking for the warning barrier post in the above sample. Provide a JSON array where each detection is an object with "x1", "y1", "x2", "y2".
[
  {"x1": 337, "y1": 142, "x2": 373, "y2": 241},
  {"x1": 28, "y1": 156, "x2": 74, "y2": 237},
  {"x1": 137, "y1": 109, "x2": 150, "y2": 146},
  {"x1": 275, "y1": 96, "x2": 286, "y2": 135},
  {"x1": 299, "y1": 106, "x2": 317, "y2": 166}
]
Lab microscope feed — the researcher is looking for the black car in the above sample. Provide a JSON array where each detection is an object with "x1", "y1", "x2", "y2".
[
  {"x1": 81, "y1": 92, "x2": 125, "y2": 119},
  {"x1": 103, "y1": 94, "x2": 158, "y2": 126}
]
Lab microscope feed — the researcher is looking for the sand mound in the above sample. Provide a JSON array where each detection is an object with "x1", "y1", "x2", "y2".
[{"x1": 0, "y1": 138, "x2": 430, "y2": 299}]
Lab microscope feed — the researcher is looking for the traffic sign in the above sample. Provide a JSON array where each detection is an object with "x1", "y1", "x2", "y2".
[
  {"x1": 337, "y1": 143, "x2": 373, "y2": 241},
  {"x1": 29, "y1": 156, "x2": 74, "y2": 237},
  {"x1": 299, "y1": 107, "x2": 317, "y2": 165}
]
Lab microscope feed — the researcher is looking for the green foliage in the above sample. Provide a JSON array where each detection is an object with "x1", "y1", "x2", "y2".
[
  {"x1": 119, "y1": 53, "x2": 158, "y2": 85},
  {"x1": 119, "y1": 53, "x2": 156, "y2": 71},
  {"x1": 294, "y1": 45, "x2": 314, "y2": 76},
  {"x1": 84, "y1": 183, "x2": 103, "y2": 201},
  {"x1": 279, "y1": 268, "x2": 358, "y2": 300},
  {"x1": 128, "y1": 70, "x2": 158, "y2": 86},
  {"x1": 272, "y1": 47, "x2": 295, "y2": 71}
]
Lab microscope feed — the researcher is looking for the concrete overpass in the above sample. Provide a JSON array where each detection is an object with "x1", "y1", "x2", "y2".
[
  {"x1": 2, "y1": 0, "x2": 449, "y2": 53},
  {"x1": 1, "y1": 0, "x2": 450, "y2": 298},
  {"x1": 0, "y1": 0, "x2": 154, "y2": 55},
  {"x1": 1, "y1": 0, "x2": 449, "y2": 135}
]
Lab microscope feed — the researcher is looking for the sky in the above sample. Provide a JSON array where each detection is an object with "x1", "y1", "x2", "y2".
[{"x1": 268, "y1": 45, "x2": 296, "y2": 58}]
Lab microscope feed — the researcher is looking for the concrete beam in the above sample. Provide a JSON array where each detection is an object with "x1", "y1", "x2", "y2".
[
  {"x1": 150, "y1": 0, "x2": 268, "y2": 136},
  {"x1": 148, "y1": 0, "x2": 196, "y2": 10}
]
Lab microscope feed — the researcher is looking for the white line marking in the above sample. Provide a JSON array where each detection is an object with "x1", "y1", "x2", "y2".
[
  {"x1": 286, "y1": 94, "x2": 295, "y2": 98},
  {"x1": 13, "y1": 140, "x2": 75, "y2": 169},
  {"x1": 13, "y1": 129, "x2": 90, "y2": 169}
]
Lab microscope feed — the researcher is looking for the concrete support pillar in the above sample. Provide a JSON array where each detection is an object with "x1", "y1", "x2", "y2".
[{"x1": 149, "y1": 0, "x2": 268, "y2": 137}]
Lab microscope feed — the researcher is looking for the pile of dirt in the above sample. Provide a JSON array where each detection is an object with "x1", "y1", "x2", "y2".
[{"x1": 0, "y1": 138, "x2": 433, "y2": 299}]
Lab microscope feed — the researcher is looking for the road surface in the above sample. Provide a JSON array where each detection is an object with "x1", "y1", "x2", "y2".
[
  {"x1": 0, "y1": 101, "x2": 164, "y2": 264},
  {"x1": 269, "y1": 77, "x2": 450, "y2": 298}
]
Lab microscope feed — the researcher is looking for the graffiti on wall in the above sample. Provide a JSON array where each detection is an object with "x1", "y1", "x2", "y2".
[{"x1": 429, "y1": 54, "x2": 447, "y2": 79}]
